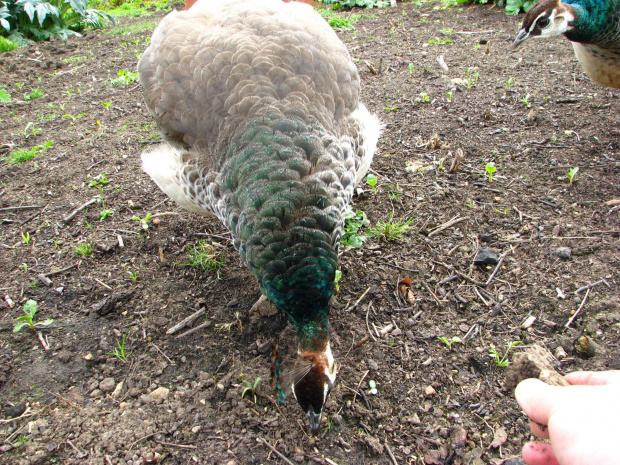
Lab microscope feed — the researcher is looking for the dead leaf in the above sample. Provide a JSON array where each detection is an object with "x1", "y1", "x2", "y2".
[
  {"x1": 398, "y1": 278, "x2": 415, "y2": 304},
  {"x1": 490, "y1": 426, "x2": 507, "y2": 448}
]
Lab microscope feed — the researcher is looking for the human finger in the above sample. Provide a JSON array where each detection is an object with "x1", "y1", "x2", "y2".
[
  {"x1": 565, "y1": 370, "x2": 620, "y2": 386},
  {"x1": 529, "y1": 420, "x2": 550, "y2": 439},
  {"x1": 515, "y1": 378, "x2": 559, "y2": 426},
  {"x1": 522, "y1": 441, "x2": 560, "y2": 465}
]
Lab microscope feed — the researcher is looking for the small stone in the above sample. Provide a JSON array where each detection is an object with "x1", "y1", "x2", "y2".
[
  {"x1": 331, "y1": 414, "x2": 343, "y2": 426},
  {"x1": 473, "y1": 247, "x2": 499, "y2": 266},
  {"x1": 83, "y1": 353, "x2": 93, "y2": 361},
  {"x1": 450, "y1": 427, "x2": 467, "y2": 447},
  {"x1": 90, "y1": 389, "x2": 103, "y2": 398},
  {"x1": 479, "y1": 233, "x2": 494, "y2": 243},
  {"x1": 226, "y1": 299, "x2": 239, "y2": 307},
  {"x1": 425, "y1": 385, "x2": 436, "y2": 396},
  {"x1": 99, "y1": 377, "x2": 116, "y2": 393},
  {"x1": 367, "y1": 359, "x2": 379, "y2": 371},
  {"x1": 150, "y1": 386, "x2": 170, "y2": 400},
  {"x1": 551, "y1": 247, "x2": 571, "y2": 260},
  {"x1": 554, "y1": 346, "x2": 568, "y2": 360},
  {"x1": 191, "y1": 425, "x2": 201, "y2": 433},
  {"x1": 4, "y1": 402, "x2": 26, "y2": 418}
]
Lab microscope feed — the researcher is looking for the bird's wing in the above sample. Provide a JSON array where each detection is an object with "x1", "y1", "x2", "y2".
[{"x1": 138, "y1": 0, "x2": 364, "y2": 159}]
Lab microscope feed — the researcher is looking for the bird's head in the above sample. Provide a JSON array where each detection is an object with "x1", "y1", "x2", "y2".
[
  {"x1": 513, "y1": 0, "x2": 576, "y2": 49},
  {"x1": 287, "y1": 343, "x2": 337, "y2": 435}
]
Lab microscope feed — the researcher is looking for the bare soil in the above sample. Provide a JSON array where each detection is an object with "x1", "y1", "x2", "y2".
[{"x1": 0, "y1": 2, "x2": 619, "y2": 464}]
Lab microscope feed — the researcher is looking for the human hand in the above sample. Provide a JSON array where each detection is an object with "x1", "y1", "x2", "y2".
[{"x1": 515, "y1": 370, "x2": 620, "y2": 465}]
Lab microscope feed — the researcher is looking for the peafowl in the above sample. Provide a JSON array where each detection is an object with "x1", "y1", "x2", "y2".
[
  {"x1": 138, "y1": 0, "x2": 381, "y2": 434},
  {"x1": 513, "y1": 0, "x2": 620, "y2": 88}
]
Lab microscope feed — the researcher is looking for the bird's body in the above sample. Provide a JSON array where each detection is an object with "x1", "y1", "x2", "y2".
[
  {"x1": 513, "y1": 0, "x2": 620, "y2": 88},
  {"x1": 138, "y1": 0, "x2": 380, "y2": 433}
]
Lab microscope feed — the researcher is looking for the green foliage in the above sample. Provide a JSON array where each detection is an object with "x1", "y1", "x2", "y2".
[
  {"x1": 341, "y1": 207, "x2": 370, "y2": 248},
  {"x1": 489, "y1": 341, "x2": 521, "y2": 367},
  {"x1": 110, "y1": 69, "x2": 138, "y2": 86},
  {"x1": 318, "y1": 8, "x2": 353, "y2": 30},
  {"x1": 0, "y1": 35, "x2": 18, "y2": 51},
  {"x1": 24, "y1": 88, "x2": 43, "y2": 100},
  {"x1": 505, "y1": 0, "x2": 537, "y2": 15},
  {"x1": 319, "y1": 0, "x2": 390, "y2": 8},
  {"x1": 438, "y1": 336, "x2": 461, "y2": 349},
  {"x1": 567, "y1": 167, "x2": 579, "y2": 184},
  {"x1": 0, "y1": 0, "x2": 116, "y2": 43},
  {"x1": 109, "y1": 330, "x2": 129, "y2": 362},
  {"x1": 74, "y1": 242, "x2": 92, "y2": 257},
  {"x1": 368, "y1": 211, "x2": 415, "y2": 240},
  {"x1": 241, "y1": 377, "x2": 261, "y2": 403},
  {"x1": 185, "y1": 241, "x2": 225, "y2": 277},
  {"x1": 21, "y1": 231, "x2": 31, "y2": 245},
  {"x1": 485, "y1": 162, "x2": 496, "y2": 182},
  {"x1": 131, "y1": 212, "x2": 152, "y2": 231},
  {"x1": 366, "y1": 173, "x2": 377, "y2": 195},
  {"x1": 0, "y1": 86, "x2": 11, "y2": 102},
  {"x1": 4, "y1": 141, "x2": 53, "y2": 164},
  {"x1": 334, "y1": 269, "x2": 342, "y2": 292},
  {"x1": 13, "y1": 299, "x2": 53, "y2": 333},
  {"x1": 88, "y1": 172, "x2": 110, "y2": 188}
]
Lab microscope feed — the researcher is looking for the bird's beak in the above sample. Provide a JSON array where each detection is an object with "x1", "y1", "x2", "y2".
[
  {"x1": 307, "y1": 408, "x2": 322, "y2": 435},
  {"x1": 512, "y1": 29, "x2": 530, "y2": 49}
]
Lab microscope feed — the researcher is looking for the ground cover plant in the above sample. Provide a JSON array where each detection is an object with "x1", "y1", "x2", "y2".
[{"x1": 0, "y1": 2, "x2": 618, "y2": 464}]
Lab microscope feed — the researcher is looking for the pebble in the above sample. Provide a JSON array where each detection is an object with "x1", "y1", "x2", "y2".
[
  {"x1": 150, "y1": 386, "x2": 170, "y2": 400},
  {"x1": 551, "y1": 247, "x2": 571, "y2": 260},
  {"x1": 473, "y1": 247, "x2": 499, "y2": 266},
  {"x1": 90, "y1": 389, "x2": 103, "y2": 398},
  {"x1": 367, "y1": 359, "x2": 379, "y2": 371},
  {"x1": 99, "y1": 377, "x2": 116, "y2": 392}
]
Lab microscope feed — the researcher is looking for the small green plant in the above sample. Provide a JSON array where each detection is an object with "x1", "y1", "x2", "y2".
[
  {"x1": 4, "y1": 141, "x2": 53, "y2": 164},
  {"x1": 109, "y1": 330, "x2": 130, "y2": 362},
  {"x1": 368, "y1": 380, "x2": 378, "y2": 395},
  {"x1": 334, "y1": 269, "x2": 342, "y2": 292},
  {"x1": 485, "y1": 162, "x2": 496, "y2": 182},
  {"x1": 21, "y1": 231, "x2": 30, "y2": 245},
  {"x1": 15, "y1": 122, "x2": 41, "y2": 139},
  {"x1": 520, "y1": 94, "x2": 531, "y2": 108},
  {"x1": 318, "y1": 9, "x2": 354, "y2": 30},
  {"x1": 384, "y1": 105, "x2": 400, "y2": 111},
  {"x1": 128, "y1": 270, "x2": 138, "y2": 282},
  {"x1": 185, "y1": 241, "x2": 225, "y2": 277},
  {"x1": 416, "y1": 92, "x2": 430, "y2": 103},
  {"x1": 0, "y1": 87, "x2": 12, "y2": 103},
  {"x1": 438, "y1": 336, "x2": 461, "y2": 349},
  {"x1": 428, "y1": 38, "x2": 452, "y2": 45},
  {"x1": 101, "y1": 100, "x2": 113, "y2": 110},
  {"x1": 567, "y1": 167, "x2": 579, "y2": 184},
  {"x1": 110, "y1": 70, "x2": 139, "y2": 86},
  {"x1": 24, "y1": 89, "x2": 43, "y2": 100},
  {"x1": 505, "y1": 77, "x2": 514, "y2": 90},
  {"x1": 366, "y1": 173, "x2": 378, "y2": 195},
  {"x1": 63, "y1": 113, "x2": 86, "y2": 124},
  {"x1": 445, "y1": 92, "x2": 452, "y2": 103},
  {"x1": 368, "y1": 211, "x2": 415, "y2": 241},
  {"x1": 74, "y1": 242, "x2": 93, "y2": 257},
  {"x1": 408, "y1": 63, "x2": 415, "y2": 74},
  {"x1": 13, "y1": 300, "x2": 53, "y2": 333},
  {"x1": 99, "y1": 209, "x2": 113, "y2": 221},
  {"x1": 0, "y1": 36, "x2": 19, "y2": 53},
  {"x1": 464, "y1": 68, "x2": 479, "y2": 88},
  {"x1": 241, "y1": 376, "x2": 261, "y2": 403},
  {"x1": 341, "y1": 207, "x2": 370, "y2": 248},
  {"x1": 88, "y1": 172, "x2": 110, "y2": 188},
  {"x1": 489, "y1": 341, "x2": 521, "y2": 367},
  {"x1": 132, "y1": 212, "x2": 152, "y2": 231}
]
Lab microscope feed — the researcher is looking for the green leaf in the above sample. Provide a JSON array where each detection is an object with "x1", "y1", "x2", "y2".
[
  {"x1": 36, "y1": 319, "x2": 54, "y2": 327},
  {"x1": 13, "y1": 321, "x2": 28, "y2": 332},
  {"x1": 23, "y1": 299, "x2": 38, "y2": 316}
]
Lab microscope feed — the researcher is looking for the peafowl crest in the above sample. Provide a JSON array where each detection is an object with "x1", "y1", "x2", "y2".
[{"x1": 138, "y1": 0, "x2": 381, "y2": 434}]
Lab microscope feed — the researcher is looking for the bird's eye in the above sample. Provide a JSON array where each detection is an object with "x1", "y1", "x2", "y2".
[{"x1": 538, "y1": 18, "x2": 550, "y2": 28}]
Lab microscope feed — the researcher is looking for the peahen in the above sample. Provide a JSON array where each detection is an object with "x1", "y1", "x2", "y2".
[
  {"x1": 138, "y1": 0, "x2": 381, "y2": 434},
  {"x1": 513, "y1": 0, "x2": 620, "y2": 88}
]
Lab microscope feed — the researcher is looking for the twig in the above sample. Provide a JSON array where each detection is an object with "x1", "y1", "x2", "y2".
[
  {"x1": 94, "y1": 278, "x2": 113, "y2": 290},
  {"x1": 353, "y1": 370, "x2": 370, "y2": 406},
  {"x1": 432, "y1": 261, "x2": 485, "y2": 287},
  {"x1": 175, "y1": 321, "x2": 211, "y2": 339},
  {"x1": 63, "y1": 198, "x2": 98, "y2": 224},
  {"x1": 194, "y1": 232, "x2": 232, "y2": 241},
  {"x1": 153, "y1": 439, "x2": 197, "y2": 449},
  {"x1": 55, "y1": 64, "x2": 85, "y2": 76},
  {"x1": 379, "y1": 262, "x2": 419, "y2": 273},
  {"x1": 20, "y1": 211, "x2": 42, "y2": 225},
  {"x1": 0, "y1": 406, "x2": 33, "y2": 424},
  {"x1": 36, "y1": 331, "x2": 50, "y2": 351},
  {"x1": 66, "y1": 439, "x2": 87, "y2": 458},
  {"x1": 348, "y1": 286, "x2": 371, "y2": 312},
  {"x1": 167, "y1": 308, "x2": 205, "y2": 335},
  {"x1": 47, "y1": 390, "x2": 81, "y2": 410},
  {"x1": 0, "y1": 205, "x2": 44, "y2": 212},
  {"x1": 575, "y1": 279, "x2": 609, "y2": 294},
  {"x1": 128, "y1": 432, "x2": 167, "y2": 450},
  {"x1": 385, "y1": 440, "x2": 399, "y2": 465},
  {"x1": 485, "y1": 251, "x2": 508, "y2": 286},
  {"x1": 566, "y1": 288, "x2": 591, "y2": 328},
  {"x1": 428, "y1": 215, "x2": 467, "y2": 237},
  {"x1": 365, "y1": 302, "x2": 377, "y2": 342},
  {"x1": 150, "y1": 343, "x2": 175, "y2": 365},
  {"x1": 256, "y1": 437, "x2": 295, "y2": 465},
  {"x1": 151, "y1": 212, "x2": 179, "y2": 219},
  {"x1": 43, "y1": 264, "x2": 77, "y2": 277},
  {"x1": 420, "y1": 279, "x2": 442, "y2": 307}
]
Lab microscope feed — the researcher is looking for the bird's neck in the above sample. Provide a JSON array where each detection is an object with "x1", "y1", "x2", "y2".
[
  {"x1": 295, "y1": 313, "x2": 331, "y2": 353},
  {"x1": 564, "y1": 1, "x2": 616, "y2": 44}
]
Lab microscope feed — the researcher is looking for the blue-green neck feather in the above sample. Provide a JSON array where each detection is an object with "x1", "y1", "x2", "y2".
[{"x1": 564, "y1": 0, "x2": 620, "y2": 44}]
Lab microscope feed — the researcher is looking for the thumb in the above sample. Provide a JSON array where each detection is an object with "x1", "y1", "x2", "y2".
[{"x1": 514, "y1": 378, "x2": 563, "y2": 426}]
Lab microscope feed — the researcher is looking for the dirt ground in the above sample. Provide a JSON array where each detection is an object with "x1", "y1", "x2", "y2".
[{"x1": 1, "y1": 1, "x2": 619, "y2": 464}]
